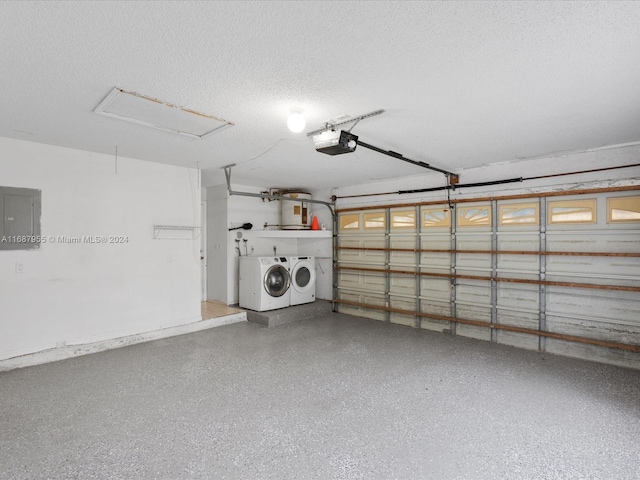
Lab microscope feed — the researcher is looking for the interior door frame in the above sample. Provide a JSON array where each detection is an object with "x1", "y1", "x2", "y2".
[{"x1": 201, "y1": 200, "x2": 207, "y2": 301}]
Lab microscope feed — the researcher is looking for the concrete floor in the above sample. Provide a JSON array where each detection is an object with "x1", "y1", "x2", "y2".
[{"x1": 1, "y1": 312, "x2": 639, "y2": 480}]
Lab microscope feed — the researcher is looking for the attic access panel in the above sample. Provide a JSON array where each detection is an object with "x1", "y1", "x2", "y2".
[{"x1": 94, "y1": 88, "x2": 234, "y2": 139}]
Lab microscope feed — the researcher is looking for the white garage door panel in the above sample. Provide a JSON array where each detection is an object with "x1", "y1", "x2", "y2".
[
  {"x1": 497, "y1": 232, "x2": 540, "y2": 272},
  {"x1": 420, "y1": 253, "x2": 451, "y2": 269},
  {"x1": 337, "y1": 290, "x2": 386, "y2": 321},
  {"x1": 496, "y1": 268, "x2": 540, "y2": 280},
  {"x1": 337, "y1": 237, "x2": 361, "y2": 247},
  {"x1": 420, "y1": 298, "x2": 451, "y2": 317},
  {"x1": 420, "y1": 234, "x2": 452, "y2": 271},
  {"x1": 420, "y1": 298, "x2": 452, "y2": 332},
  {"x1": 337, "y1": 238, "x2": 363, "y2": 263},
  {"x1": 496, "y1": 309, "x2": 540, "y2": 330},
  {"x1": 545, "y1": 316, "x2": 640, "y2": 346},
  {"x1": 363, "y1": 272, "x2": 386, "y2": 292},
  {"x1": 456, "y1": 303, "x2": 492, "y2": 323},
  {"x1": 390, "y1": 253, "x2": 416, "y2": 266},
  {"x1": 546, "y1": 233, "x2": 601, "y2": 252},
  {"x1": 363, "y1": 238, "x2": 386, "y2": 261},
  {"x1": 456, "y1": 253, "x2": 491, "y2": 275},
  {"x1": 389, "y1": 275, "x2": 416, "y2": 296},
  {"x1": 390, "y1": 295, "x2": 416, "y2": 309},
  {"x1": 497, "y1": 255, "x2": 540, "y2": 273},
  {"x1": 390, "y1": 296, "x2": 417, "y2": 326},
  {"x1": 496, "y1": 330, "x2": 539, "y2": 350},
  {"x1": 497, "y1": 234, "x2": 540, "y2": 272},
  {"x1": 389, "y1": 235, "x2": 416, "y2": 248},
  {"x1": 390, "y1": 314, "x2": 416, "y2": 327},
  {"x1": 607, "y1": 236, "x2": 640, "y2": 252},
  {"x1": 547, "y1": 232, "x2": 640, "y2": 253},
  {"x1": 497, "y1": 234, "x2": 540, "y2": 251},
  {"x1": 360, "y1": 292, "x2": 386, "y2": 321},
  {"x1": 337, "y1": 270, "x2": 386, "y2": 293},
  {"x1": 336, "y1": 290, "x2": 363, "y2": 317},
  {"x1": 497, "y1": 285, "x2": 539, "y2": 312},
  {"x1": 421, "y1": 319, "x2": 451, "y2": 332},
  {"x1": 545, "y1": 339, "x2": 640, "y2": 369},
  {"x1": 456, "y1": 323, "x2": 492, "y2": 341},
  {"x1": 420, "y1": 234, "x2": 451, "y2": 248},
  {"x1": 420, "y1": 277, "x2": 451, "y2": 299},
  {"x1": 547, "y1": 291, "x2": 640, "y2": 325},
  {"x1": 338, "y1": 271, "x2": 362, "y2": 291},
  {"x1": 338, "y1": 236, "x2": 386, "y2": 265},
  {"x1": 457, "y1": 234, "x2": 492, "y2": 250},
  {"x1": 546, "y1": 255, "x2": 640, "y2": 279},
  {"x1": 390, "y1": 235, "x2": 416, "y2": 266},
  {"x1": 456, "y1": 282, "x2": 492, "y2": 304},
  {"x1": 456, "y1": 232, "x2": 492, "y2": 274}
]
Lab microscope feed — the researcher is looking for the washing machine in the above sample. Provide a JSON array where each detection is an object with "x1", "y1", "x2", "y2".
[
  {"x1": 288, "y1": 256, "x2": 316, "y2": 305},
  {"x1": 239, "y1": 256, "x2": 291, "y2": 311}
]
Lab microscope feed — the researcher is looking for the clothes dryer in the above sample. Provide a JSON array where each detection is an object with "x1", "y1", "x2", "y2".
[
  {"x1": 288, "y1": 256, "x2": 316, "y2": 305},
  {"x1": 239, "y1": 256, "x2": 290, "y2": 311}
]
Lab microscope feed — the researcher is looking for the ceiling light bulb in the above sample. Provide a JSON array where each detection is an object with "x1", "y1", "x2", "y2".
[{"x1": 287, "y1": 110, "x2": 306, "y2": 133}]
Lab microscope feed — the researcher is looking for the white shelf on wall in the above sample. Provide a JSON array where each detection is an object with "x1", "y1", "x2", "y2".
[
  {"x1": 153, "y1": 225, "x2": 201, "y2": 239},
  {"x1": 257, "y1": 230, "x2": 332, "y2": 238}
]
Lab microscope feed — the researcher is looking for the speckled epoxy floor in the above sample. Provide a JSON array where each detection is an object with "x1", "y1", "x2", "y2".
[{"x1": 1, "y1": 313, "x2": 639, "y2": 480}]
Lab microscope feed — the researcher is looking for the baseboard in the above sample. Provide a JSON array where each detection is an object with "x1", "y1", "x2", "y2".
[{"x1": 0, "y1": 312, "x2": 247, "y2": 372}]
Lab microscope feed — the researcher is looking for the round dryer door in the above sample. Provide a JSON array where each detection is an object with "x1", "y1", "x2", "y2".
[
  {"x1": 292, "y1": 261, "x2": 316, "y2": 293},
  {"x1": 263, "y1": 265, "x2": 290, "y2": 297},
  {"x1": 295, "y1": 266, "x2": 311, "y2": 288}
]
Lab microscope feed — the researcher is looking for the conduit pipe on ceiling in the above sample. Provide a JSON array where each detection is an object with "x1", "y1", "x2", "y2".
[
  {"x1": 333, "y1": 163, "x2": 640, "y2": 200},
  {"x1": 222, "y1": 164, "x2": 336, "y2": 219}
]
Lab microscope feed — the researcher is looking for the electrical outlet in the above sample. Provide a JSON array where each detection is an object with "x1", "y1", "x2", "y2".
[{"x1": 15, "y1": 262, "x2": 24, "y2": 273}]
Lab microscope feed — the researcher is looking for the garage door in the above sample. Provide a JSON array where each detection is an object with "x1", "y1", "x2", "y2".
[{"x1": 335, "y1": 187, "x2": 640, "y2": 368}]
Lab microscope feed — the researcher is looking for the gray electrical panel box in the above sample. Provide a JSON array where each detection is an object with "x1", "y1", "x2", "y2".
[{"x1": 0, "y1": 186, "x2": 42, "y2": 250}]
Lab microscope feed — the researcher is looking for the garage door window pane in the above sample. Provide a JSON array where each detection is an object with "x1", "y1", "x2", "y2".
[
  {"x1": 364, "y1": 212, "x2": 385, "y2": 229},
  {"x1": 458, "y1": 206, "x2": 491, "y2": 227},
  {"x1": 499, "y1": 203, "x2": 539, "y2": 226},
  {"x1": 391, "y1": 210, "x2": 416, "y2": 229},
  {"x1": 608, "y1": 196, "x2": 640, "y2": 223},
  {"x1": 548, "y1": 199, "x2": 596, "y2": 224},
  {"x1": 422, "y1": 208, "x2": 451, "y2": 228},
  {"x1": 339, "y1": 214, "x2": 360, "y2": 230}
]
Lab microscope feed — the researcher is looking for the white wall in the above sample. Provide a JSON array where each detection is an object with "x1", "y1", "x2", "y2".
[
  {"x1": 0, "y1": 137, "x2": 201, "y2": 361},
  {"x1": 206, "y1": 184, "x2": 228, "y2": 303}
]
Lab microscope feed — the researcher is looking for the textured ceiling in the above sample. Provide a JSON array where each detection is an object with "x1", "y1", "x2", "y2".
[{"x1": 1, "y1": 1, "x2": 640, "y2": 190}]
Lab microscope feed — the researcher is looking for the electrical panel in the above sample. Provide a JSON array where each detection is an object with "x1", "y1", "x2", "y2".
[{"x1": 0, "y1": 186, "x2": 41, "y2": 250}]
